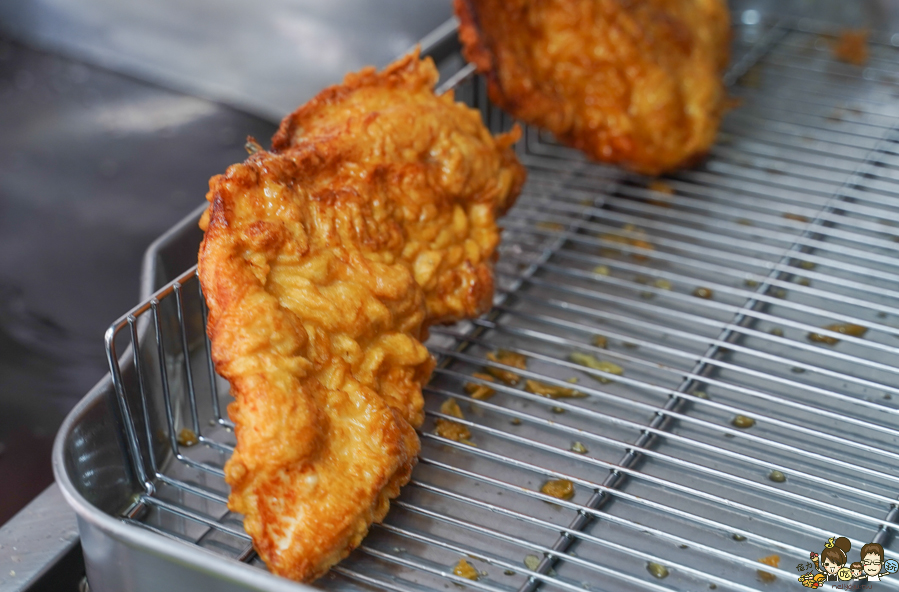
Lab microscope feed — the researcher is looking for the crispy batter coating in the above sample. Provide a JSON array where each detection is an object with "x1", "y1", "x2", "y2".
[
  {"x1": 197, "y1": 51, "x2": 524, "y2": 582},
  {"x1": 455, "y1": 0, "x2": 731, "y2": 175}
]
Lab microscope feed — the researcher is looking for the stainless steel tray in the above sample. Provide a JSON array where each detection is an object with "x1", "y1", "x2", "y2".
[{"x1": 55, "y1": 11, "x2": 899, "y2": 592}]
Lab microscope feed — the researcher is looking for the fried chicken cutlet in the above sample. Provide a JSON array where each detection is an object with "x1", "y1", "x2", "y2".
[
  {"x1": 455, "y1": 0, "x2": 731, "y2": 175},
  {"x1": 197, "y1": 51, "x2": 524, "y2": 582}
]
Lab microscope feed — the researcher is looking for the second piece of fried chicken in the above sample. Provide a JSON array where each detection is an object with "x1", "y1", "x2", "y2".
[
  {"x1": 456, "y1": 0, "x2": 731, "y2": 175},
  {"x1": 198, "y1": 51, "x2": 524, "y2": 582}
]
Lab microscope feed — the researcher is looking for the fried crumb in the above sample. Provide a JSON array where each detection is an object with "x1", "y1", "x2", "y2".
[
  {"x1": 524, "y1": 555, "x2": 541, "y2": 571},
  {"x1": 541, "y1": 479, "x2": 575, "y2": 500},
  {"x1": 571, "y1": 441, "x2": 588, "y2": 454},
  {"x1": 435, "y1": 420, "x2": 472, "y2": 442},
  {"x1": 486, "y1": 350, "x2": 527, "y2": 384},
  {"x1": 654, "y1": 278, "x2": 672, "y2": 290},
  {"x1": 833, "y1": 29, "x2": 869, "y2": 66},
  {"x1": 569, "y1": 352, "x2": 624, "y2": 383},
  {"x1": 599, "y1": 224, "x2": 654, "y2": 260},
  {"x1": 808, "y1": 323, "x2": 867, "y2": 345},
  {"x1": 453, "y1": 558, "x2": 479, "y2": 580},
  {"x1": 648, "y1": 181, "x2": 674, "y2": 207},
  {"x1": 441, "y1": 398, "x2": 464, "y2": 419},
  {"x1": 525, "y1": 379, "x2": 585, "y2": 399},
  {"x1": 177, "y1": 428, "x2": 199, "y2": 447},
  {"x1": 465, "y1": 373, "x2": 496, "y2": 400},
  {"x1": 436, "y1": 399, "x2": 472, "y2": 442},
  {"x1": 757, "y1": 554, "x2": 780, "y2": 584}
]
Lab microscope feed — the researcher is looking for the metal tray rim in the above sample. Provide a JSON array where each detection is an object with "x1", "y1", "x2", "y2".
[
  {"x1": 140, "y1": 201, "x2": 209, "y2": 300},
  {"x1": 51, "y1": 376, "x2": 317, "y2": 592}
]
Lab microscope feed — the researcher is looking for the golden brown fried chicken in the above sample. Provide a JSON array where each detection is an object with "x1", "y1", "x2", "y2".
[
  {"x1": 455, "y1": 0, "x2": 731, "y2": 175},
  {"x1": 197, "y1": 51, "x2": 524, "y2": 583}
]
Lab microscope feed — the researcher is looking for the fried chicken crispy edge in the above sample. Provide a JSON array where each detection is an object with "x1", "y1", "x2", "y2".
[
  {"x1": 198, "y1": 52, "x2": 525, "y2": 583},
  {"x1": 455, "y1": 0, "x2": 731, "y2": 175}
]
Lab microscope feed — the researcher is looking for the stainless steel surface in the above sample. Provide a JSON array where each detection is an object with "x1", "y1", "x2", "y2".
[
  {"x1": 0, "y1": 0, "x2": 452, "y2": 121},
  {"x1": 0, "y1": 485, "x2": 80, "y2": 592},
  {"x1": 56, "y1": 11, "x2": 899, "y2": 592}
]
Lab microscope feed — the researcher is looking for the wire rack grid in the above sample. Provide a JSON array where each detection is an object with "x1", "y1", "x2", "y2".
[{"x1": 105, "y1": 15, "x2": 899, "y2": 592}]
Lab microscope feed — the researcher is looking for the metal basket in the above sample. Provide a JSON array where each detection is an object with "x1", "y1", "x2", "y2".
[{"x1": 61, "y1": 13, "x2": 899, "y2": 592}]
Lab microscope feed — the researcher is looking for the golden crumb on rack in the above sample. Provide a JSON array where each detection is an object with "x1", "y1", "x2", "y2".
[
  {"x1": 807, "y1": 323, "x2": 867, "y2": 345},
  {"x1": 649, "y1": 181, "x2": 675, "y2": 195},
  {"x1": 176, "y1": 428, "x2": 198, "y2": 447},
  {"x1": 599, "y1": 224, "x2": 654, "y2": 260},
  {"x1": 435, "y1": 420, "x2": 474, "y2": 444},
  {"x1": 832, "y1": 29, "x2": 869, "y2": 66},
  {"x1": 464, "y1": 372, "x2": 497, "y2": 400},
  {"x1": 453, "y1": 558, "x2": 480, "y2": 580},
  {"x1": 435, "y1": 398, "x2": 476, "y2": 445},
  {"x1": 648, "y1": 181, "x2": 675, "y2": 207},
  {"x1": 540, "y1": 478, "x2": 575, "y2": 500},
  {"x1": 524, "y1": 554, "x2": 541, "y2": 570},
  {"x1": 524, "y1": 379, "x2": 584, "y2": 399},
  {"x1": 569, "y1": 352, "x2": 623, "y2": 383},
  {"x1": 485, "y1": 350, "x2": 527, "y2": 384},
  {"x1": 757, "y1": 554, "x2": 780, "y2": 584}
]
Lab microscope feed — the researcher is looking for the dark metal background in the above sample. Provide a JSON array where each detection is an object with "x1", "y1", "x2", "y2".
[{"x1": 0, "y1": 36, "x2": 277, "y2": 525}]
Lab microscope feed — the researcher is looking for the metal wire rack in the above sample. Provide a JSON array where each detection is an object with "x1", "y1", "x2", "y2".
[{"x1": 105, "y1": 15, "x2": 899, "y2": 592}]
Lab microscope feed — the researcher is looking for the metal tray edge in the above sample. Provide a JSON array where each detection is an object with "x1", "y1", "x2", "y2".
[
  {"x1": 52, "y1": 377, "x2": 317, "y2": 592},
  {"x1": 140, "y1": 202, "x2": 208, "y2": 300}
]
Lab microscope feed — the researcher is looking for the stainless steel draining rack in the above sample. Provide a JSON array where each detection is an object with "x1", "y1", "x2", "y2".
[{"x1": 105, "y1": 15, "x2": 899, "y2": 592}]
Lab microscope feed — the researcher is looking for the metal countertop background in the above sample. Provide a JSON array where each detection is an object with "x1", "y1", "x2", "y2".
[{"x1": 0, "y1": 35, "x2": 278, "y2": 527}]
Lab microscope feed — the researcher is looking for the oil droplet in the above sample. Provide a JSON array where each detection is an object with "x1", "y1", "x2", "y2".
[
  {"x1": 768, "y1": 470, "x2": 786, "y2": 483},
  {"x1": 731, "y1": 415, "x2": 755, "y2": 429},
  {"x1": 647, "y1": 562, "x2": 669, "y2": 579}
]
